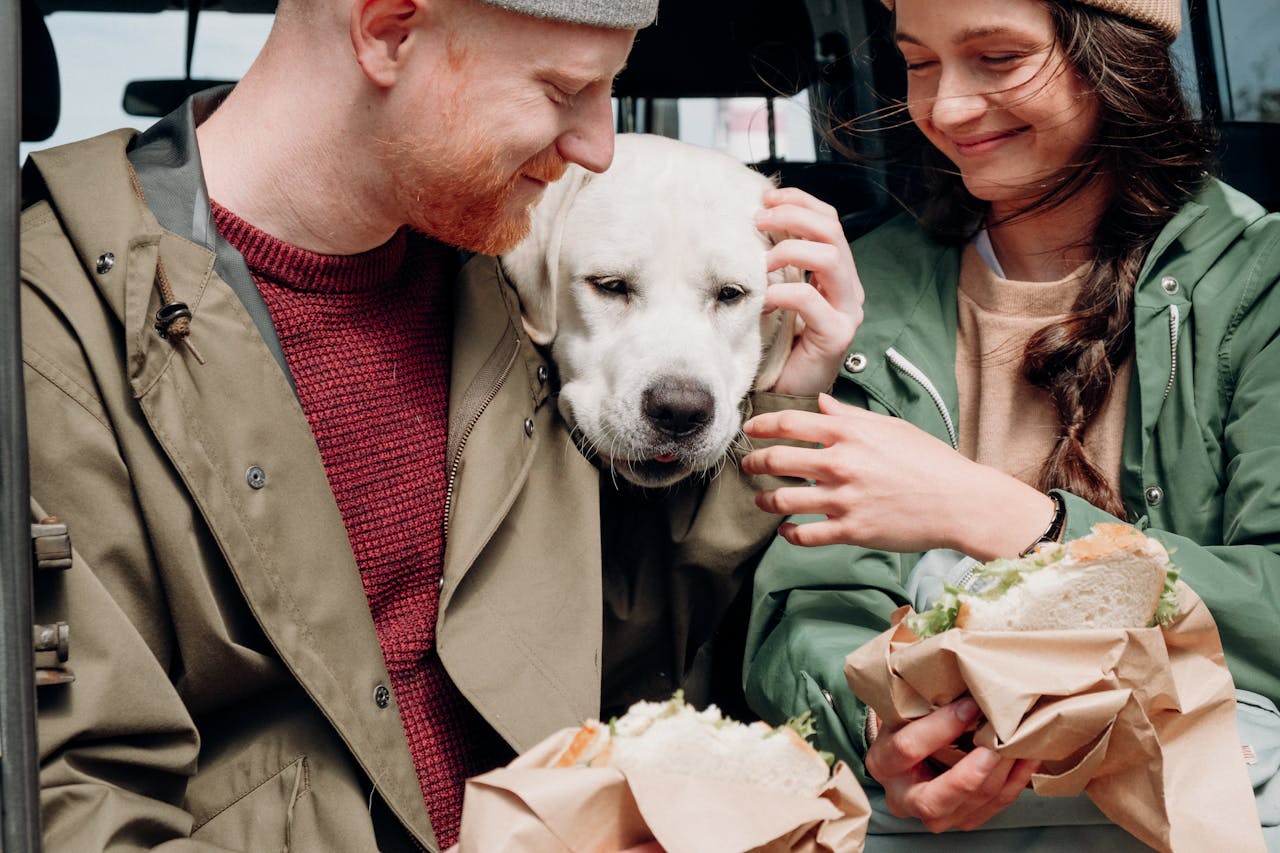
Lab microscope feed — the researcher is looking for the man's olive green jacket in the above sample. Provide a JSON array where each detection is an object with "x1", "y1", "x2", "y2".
[{"x1": 20, "y1": 97, "x2": 797, "y2": 851}]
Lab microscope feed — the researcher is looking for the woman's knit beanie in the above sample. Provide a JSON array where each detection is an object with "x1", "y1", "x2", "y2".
[
  {"x1": 478, "y1": 0, "x2": 657, "y2": 28},
  {"x1": 880, "y1": 0, "x2": 1181, "y2": 41}
]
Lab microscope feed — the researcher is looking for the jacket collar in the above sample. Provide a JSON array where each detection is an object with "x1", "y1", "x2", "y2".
[
  {"x1": 1134, "y1": 178, "x2": 1268, "y2": 305},
  {"x1": 127, "y1": 87, "x2": 294, "y2": 384}
]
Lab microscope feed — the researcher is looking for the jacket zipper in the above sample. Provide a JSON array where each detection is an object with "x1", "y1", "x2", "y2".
[
  {"x1": 442, "y1": 335, "x2": 521, "y2": 537},
  {"x1": 1163, "y1": 303, "x2": 1180, "y2": 402},
  {"x1": 885, "y1": 346, "x2": 959, "y2": 449}
]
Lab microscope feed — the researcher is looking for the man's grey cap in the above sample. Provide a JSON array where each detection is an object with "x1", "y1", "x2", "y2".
[{"x1": 478, "y1": 0, "x2": 657, "y2": 28}]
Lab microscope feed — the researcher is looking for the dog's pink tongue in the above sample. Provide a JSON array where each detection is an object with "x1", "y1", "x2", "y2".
[{"x1": 654, "y1": 453, "x2": 678, "y2": 463}]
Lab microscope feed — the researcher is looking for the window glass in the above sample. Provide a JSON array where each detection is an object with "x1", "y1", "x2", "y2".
[
  {"x1": 1171, "y1": 0, "x2": 1200, "y2": 118},
  {"x1": 675, "y1": 93, "x2": 818, "y2": 163},
  {"x1": 20, "y1": 10, "x2": 272, "y2": 160},
  {"x1": 1215, "y1": 0, "x2": 1280, "y2": 121}
]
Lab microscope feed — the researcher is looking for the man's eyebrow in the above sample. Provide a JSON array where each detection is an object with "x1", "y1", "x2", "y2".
[{"x1": 895, "y1": 25, "x2": 1028, "y2": 47}]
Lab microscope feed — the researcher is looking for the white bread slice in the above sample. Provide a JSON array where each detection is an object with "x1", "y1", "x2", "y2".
[
  {"x1": 552, "y1": 696, "x2": 831, "y2": 797},
  {"x1": 955, "y1": 523, "x2": 1170, "y2": 631}
]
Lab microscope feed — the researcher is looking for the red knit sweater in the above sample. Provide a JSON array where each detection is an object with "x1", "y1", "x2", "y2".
[{"x1": 212, "y1": 202, "x2": 512, "y2": 847}]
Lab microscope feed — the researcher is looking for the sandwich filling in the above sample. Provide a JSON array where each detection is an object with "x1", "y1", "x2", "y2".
[{"x1": 907, "y1": 523, "x2": 1181, "y2": 638}]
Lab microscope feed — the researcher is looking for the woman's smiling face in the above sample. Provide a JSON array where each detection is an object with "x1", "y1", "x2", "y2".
[{"x1": 894, "y1": 0, "x2": 1100, "y2": 215}]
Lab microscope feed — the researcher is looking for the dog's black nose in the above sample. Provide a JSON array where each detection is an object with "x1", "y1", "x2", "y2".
[{"x1": 642, "y1": 381, "x2": 714, "y2": 438}]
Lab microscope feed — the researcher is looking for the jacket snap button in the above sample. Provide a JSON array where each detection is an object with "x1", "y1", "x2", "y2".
[
  {"x1": 843, "y1": 352, "x2": 868, "y2": 373},
  {"x1": 821, "y1": 688, "x2": 834, "y2": 705},
  {"x1": 1161, "y1": 276, "x2": 1180, "y2": 296},
  {"x1": 95, "y1": 252, "x2": 115, "y2": 275},
  {"x1": 523, "y1": 418, "x2": 535, "y2": 437},
  {"x1": 373, "y1": 684, "x2": 391, "y2": 709},
  {"x1": 536, "y1": 365, "x2": 548, "y2": 385},
  {"x1": 1144, "y1": 485, "x2": 1164, "y2": 506},
  {"x1": 245, "y1": 466, "x2": 267, "y2": 489}
]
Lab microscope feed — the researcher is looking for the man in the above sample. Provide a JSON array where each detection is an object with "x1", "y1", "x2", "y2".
[{"x1": 20, "y1": 0, "x2": 859, "y2": 848}]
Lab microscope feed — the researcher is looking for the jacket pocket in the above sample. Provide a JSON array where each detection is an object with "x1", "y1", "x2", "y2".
[{"x1": 191, "y1": 755, "x2": 309, "y2": 852}]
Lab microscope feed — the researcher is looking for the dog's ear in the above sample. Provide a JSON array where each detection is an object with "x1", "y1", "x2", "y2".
[
  {"x1": 755, "y1": 304, "x2": 800, "y2": 391},
  {"x1": 499, "y1": 167, "x2": 594, "y2": 345},
  {"x1": 754, "y1": 217, "x2": 804, "y2": 390}
]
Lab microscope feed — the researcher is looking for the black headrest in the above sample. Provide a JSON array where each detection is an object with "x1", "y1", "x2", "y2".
[
  {"x1": 613, "y1": 0, "x2": 817, "y2": 99},
  {"x1": 21, "y1": 0, "x2": 60, "y2": 142}
]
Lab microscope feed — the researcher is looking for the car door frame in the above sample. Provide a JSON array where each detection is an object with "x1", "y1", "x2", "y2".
[{"x1": 1, "y1": 0, "x2": 43, "y2": 846}]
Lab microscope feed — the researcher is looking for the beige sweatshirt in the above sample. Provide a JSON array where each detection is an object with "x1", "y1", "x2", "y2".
[{"x1": 955, "y1": 242, "x2": 1130, "y2": 493}]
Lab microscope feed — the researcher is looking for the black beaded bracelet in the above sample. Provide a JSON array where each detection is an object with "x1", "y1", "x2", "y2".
[{"x1": 1020, "y1": 492, "x2": 1067, "y2": 557}]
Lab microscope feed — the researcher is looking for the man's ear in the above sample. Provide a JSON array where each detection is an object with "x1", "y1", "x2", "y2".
[
  {"x1": 351, "y1": 0, "x2": 422, "y2": 87},
  {"x1": 499, "y1": 168, "x2": 593, "y2": 345}
]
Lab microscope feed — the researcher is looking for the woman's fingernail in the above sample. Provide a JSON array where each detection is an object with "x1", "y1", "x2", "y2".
[
  {"x1": 974, "y1": 748, "x2": 1001, "y2": 772},
  {"x1": 954, "y1": 698, "x2": 980, "y2": 723}
]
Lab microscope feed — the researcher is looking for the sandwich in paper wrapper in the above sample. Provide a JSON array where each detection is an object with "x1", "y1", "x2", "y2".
[
  {"x1": 458, "y1": 693, "x2": 871, "y2": 852},
  {"x1": 845, "y1": 522, "x2": 1264, "y2": 852}
]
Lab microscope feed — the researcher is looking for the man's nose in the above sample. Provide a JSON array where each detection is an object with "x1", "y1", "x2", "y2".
[{"x1": 556, "y1": 90, "x2": 616, "y2": 174}]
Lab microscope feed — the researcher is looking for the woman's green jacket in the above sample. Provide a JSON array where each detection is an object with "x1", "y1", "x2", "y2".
[{"x1": 743, "y1": 178, "x2": 1280, "y2": 774}]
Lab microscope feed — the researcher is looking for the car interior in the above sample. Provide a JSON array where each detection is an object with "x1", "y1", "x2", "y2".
[{"x1": 19, "y1": 0, "x2": 1280, "y2": 215}]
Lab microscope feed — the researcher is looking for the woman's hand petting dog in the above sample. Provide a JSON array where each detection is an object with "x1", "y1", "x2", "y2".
[
  {"x1": 741, "y1": 394, "x2": 1057, "y2": 560},
  {"x1": 754, "y1": 187, "x2": 863, "y2": 397}
]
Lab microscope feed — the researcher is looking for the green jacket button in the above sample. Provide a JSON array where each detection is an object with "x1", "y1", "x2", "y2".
[
  {"x1": 1161, "y1": 276, "x2": 1180, "y2": 295},
  {"x1": 843, "y1": 352, "x2": 868, "y2": 373},
  {"x1": 1144, "y1": 485, "x2": 1164, "y2": 506}
]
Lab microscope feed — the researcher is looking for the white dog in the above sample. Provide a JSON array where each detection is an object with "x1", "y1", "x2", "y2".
[{"x1": 500, "y1": 133, "x2": 798, "y2": 488}]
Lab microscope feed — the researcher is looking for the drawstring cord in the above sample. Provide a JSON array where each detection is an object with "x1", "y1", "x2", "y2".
[{"x1": 126, "y1": 166, "x2": 206, "y2": 364}]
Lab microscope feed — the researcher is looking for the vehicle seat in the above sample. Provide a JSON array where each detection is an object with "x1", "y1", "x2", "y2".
[
  {"x1": 612, "y1": 0, "x2": 888, "y2": 239},
  {"x1": 21, "y1": 0, "x2": 60, "y2": 143}
]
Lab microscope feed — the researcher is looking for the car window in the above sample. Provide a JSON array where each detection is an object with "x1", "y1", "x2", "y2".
[
  {"x1": 1211, "y1": 0, "x2": 1280, "y2": 122},
  {"x1": 675, "y1": 94, "x2": 817, "y2": 163},
  {"x1": 19, "y1": 10, "x2": 272, "y2": 161},
  {"x1": 1170, "y1": 0, "x2": 1201, "y2": 117}
]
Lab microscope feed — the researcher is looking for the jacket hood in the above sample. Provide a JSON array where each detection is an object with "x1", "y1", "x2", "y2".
[{"x1": 24, "y1": 128, "x2": 161, "y2": 330}]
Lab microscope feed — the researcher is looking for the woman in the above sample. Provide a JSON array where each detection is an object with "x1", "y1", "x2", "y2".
[{"x1": 739, "y1": 0, "x2": 1280, "y2": 847}]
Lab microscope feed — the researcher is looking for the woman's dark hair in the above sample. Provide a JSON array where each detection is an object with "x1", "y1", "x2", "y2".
[{"x1": 904, "y1": 2, "x2": 1215, "y2": 518}]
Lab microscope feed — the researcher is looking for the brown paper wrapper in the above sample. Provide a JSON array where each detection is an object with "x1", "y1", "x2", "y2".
[
  {"x1": 459, "y1": 726, "x2": 871, "y2": 853},
  {"x1": 844, "y1": 582, "x2": 1264, "y2": 852}
]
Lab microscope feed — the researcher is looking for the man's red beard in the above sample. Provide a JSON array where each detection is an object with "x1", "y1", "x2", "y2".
[{"x1": 385, "y1": 135, "x2": 568, "y2": 256}]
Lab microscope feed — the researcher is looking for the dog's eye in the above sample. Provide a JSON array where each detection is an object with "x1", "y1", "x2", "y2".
[
  {"x1": 588, "y1": 276, "x2": 630, "y2": 297},
  {"x1": 716, "y1": 285, "x2": 747, "y2": 304}
]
